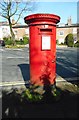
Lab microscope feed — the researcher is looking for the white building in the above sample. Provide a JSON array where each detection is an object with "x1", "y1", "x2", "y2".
[{"x1": 0, "y1": 23, "x2": 10, "y2": 39}]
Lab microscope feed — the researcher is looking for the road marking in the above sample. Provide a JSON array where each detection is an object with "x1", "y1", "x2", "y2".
[
  {"x1": 0, "y1": 95, "x2": 2, "y2": 98},
  {"x1": 0, "y1": 81, "x2": 29, "y2": 87},
  {"x1": 0, "y1": 49, "x2": 4, "y2": 51},
  {"x1": 5, "y1": 48, "x2": 24, "y2": 51},
  {"x1": 56, "y1": 77, "x2": 79, "y2": 82},
  {"x1": 12, "y1": 49, "x2": 23, "y2": 51},
  {"x1": 0, "y1": 77, "x2": 79, "y2": 87},
  {"x1": 7, "y1": 57, "x2": 25, "y2": 59}
]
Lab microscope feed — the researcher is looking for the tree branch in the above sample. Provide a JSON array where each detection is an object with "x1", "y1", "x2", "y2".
[
  {"x1": 10, "y1": 2, "x2": 18, "y2": 17},
  {"x1": 0, "y1": 13, "x2": 8, "y2": 19}
]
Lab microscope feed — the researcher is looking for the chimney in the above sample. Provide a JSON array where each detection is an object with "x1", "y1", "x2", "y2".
[
  {"x1": 12, "y1": 18, "x2": 15, "y2": 24},
  {"x1": 67, "y1": 16, "x2": 72, "y2": 25}
]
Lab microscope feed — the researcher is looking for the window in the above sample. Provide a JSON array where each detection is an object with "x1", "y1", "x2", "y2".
[
  {"x1": 73, "y1": 28, "x2": 77, "y2": 34},
  {"x1": 15, "y1": 31, "x2": 17, "y2": 35},
  {"x1": 59, "y1": 31, "x2": 64, "y2": 36}
]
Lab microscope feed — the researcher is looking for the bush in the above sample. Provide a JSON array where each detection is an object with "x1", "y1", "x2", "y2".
[
  {"x1": 3, "y1": 37, "x2": 13, "y2": 45},
  {"x1": 23, "y1": 36, "x2": 29, "y2": 45},
  {"x1": 56, "y1": 40, "x2": 59, "y2": 45},
  {"x1": 60, "y1": 42, "x2": 64, "y2": 45},
  {"x1": 3, "y1": 36, "x2": 29, "y2": 45},
  {"x1": 74, "y1": 40, "x2": 79, "y2": 47},
  {"x1": 16, "y1": 36, "x2": 29, "y2": 45},
  {"x1": 15, "y1": 40, "x2": 23, "y2": 45},
  {"x1": 64, "y1": 33, "x2": 74, "y2": 47}
]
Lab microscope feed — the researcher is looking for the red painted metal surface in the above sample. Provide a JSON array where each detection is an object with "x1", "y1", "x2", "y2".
[{"x1": 24, "y1": 13, "x2": 60, "y2": 86}]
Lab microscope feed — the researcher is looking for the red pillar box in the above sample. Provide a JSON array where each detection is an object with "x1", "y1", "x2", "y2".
[{"x1": 24, "y1": 13, "x2": 60, "y2": 86}]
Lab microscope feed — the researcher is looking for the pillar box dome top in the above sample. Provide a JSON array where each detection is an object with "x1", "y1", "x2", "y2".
[{"x1": 24, "y1": 13, "x2": 60, "y2": 25}]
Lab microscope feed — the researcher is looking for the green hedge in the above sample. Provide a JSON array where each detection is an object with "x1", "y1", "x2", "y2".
[
  {"x1": 64, "y1": 33, "x2": 74, "y2": 47},
  {"x1": 3, "y1": 36, "x2": 29, "y2": 45},
  {"x1": 23, "y1": 36, "x2": 29, "y2": 44},
  {"x1": 3, "y1": 37, "x2": 13, "y2": 45}
]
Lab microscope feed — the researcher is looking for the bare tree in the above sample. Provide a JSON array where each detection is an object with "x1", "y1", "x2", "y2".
[{"x1": 0, "y1": 0, "x2": 35, "y2": 45}]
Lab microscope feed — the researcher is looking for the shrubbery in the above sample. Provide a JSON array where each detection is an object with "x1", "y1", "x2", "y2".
[
  {"x1": 64, "y1": 33, "x2": 74, "y2": 47},
  {"x1": 3, "y1": 36, "x2": 13, "y2": 45},
  {"x1": 3, "y1": 36, "x2": 29, "y2": 45},
  {"x1": 56, "y1": 40, "x2": 59, "y2": 45},
  {"x1": 74, "y1": 40, "x2": 79, "y2": 47},
  {"x1": 23, "y1": 36, "x2": 29, "y2": 44}
]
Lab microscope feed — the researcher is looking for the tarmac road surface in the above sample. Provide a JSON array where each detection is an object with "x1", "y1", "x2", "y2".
[{"x1": 0, "y1": 45, "x2": 79, "y2": 87}]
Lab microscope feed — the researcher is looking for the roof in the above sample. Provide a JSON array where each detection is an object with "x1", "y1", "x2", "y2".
[
  {"x1": 12, "y1": 24, "x2": 28, "y2": 28},
  {"x1": 0, "y1": 21, "x2": 79, "y2": 28},
  {"x1": 57, "y1": 23, "x2": 79, "y2": 28},
  {"x1": 0, "y1": 21, "x2": 9, "y2": 26}
]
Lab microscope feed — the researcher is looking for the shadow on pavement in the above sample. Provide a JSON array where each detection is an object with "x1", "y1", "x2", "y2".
[
  {"x1": 56, "y1": 57, "x2": 78, "y2": 84},
  {"x1": 18, "y1": 64, "x2": 30, "y2": 82},
  {"x1": 18, "y1": 62, "x2": 78, "y2": 86}
]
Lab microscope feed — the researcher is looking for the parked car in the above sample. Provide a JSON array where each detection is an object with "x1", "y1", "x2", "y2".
[{"x1": 0, "y1": 40, "x2": 5, "y2": 47}]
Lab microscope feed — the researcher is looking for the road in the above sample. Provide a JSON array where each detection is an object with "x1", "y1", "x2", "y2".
[
  {"x1": 56, "y1": 47, "x2": 78, "y2": 82},
  {"x1": 0, "y1": 45, "x2": 79, "y2": 86},
  {"x1": 1, "y1": 45, "x2": 29, "y2": 84}
]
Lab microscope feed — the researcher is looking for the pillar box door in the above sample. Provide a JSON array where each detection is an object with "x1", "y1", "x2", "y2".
[{"x1": 24, "y1": 13, "x2": 60, "y2": 86}]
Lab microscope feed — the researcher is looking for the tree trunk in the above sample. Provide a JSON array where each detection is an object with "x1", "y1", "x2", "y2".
[{"x1": 8, "y1": 18, "x2": 15, "y2": 45}]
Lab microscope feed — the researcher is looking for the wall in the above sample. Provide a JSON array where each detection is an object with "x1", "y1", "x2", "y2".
[{"x1": 56, "y1": 26, "x2": 77, "y2": 44}]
